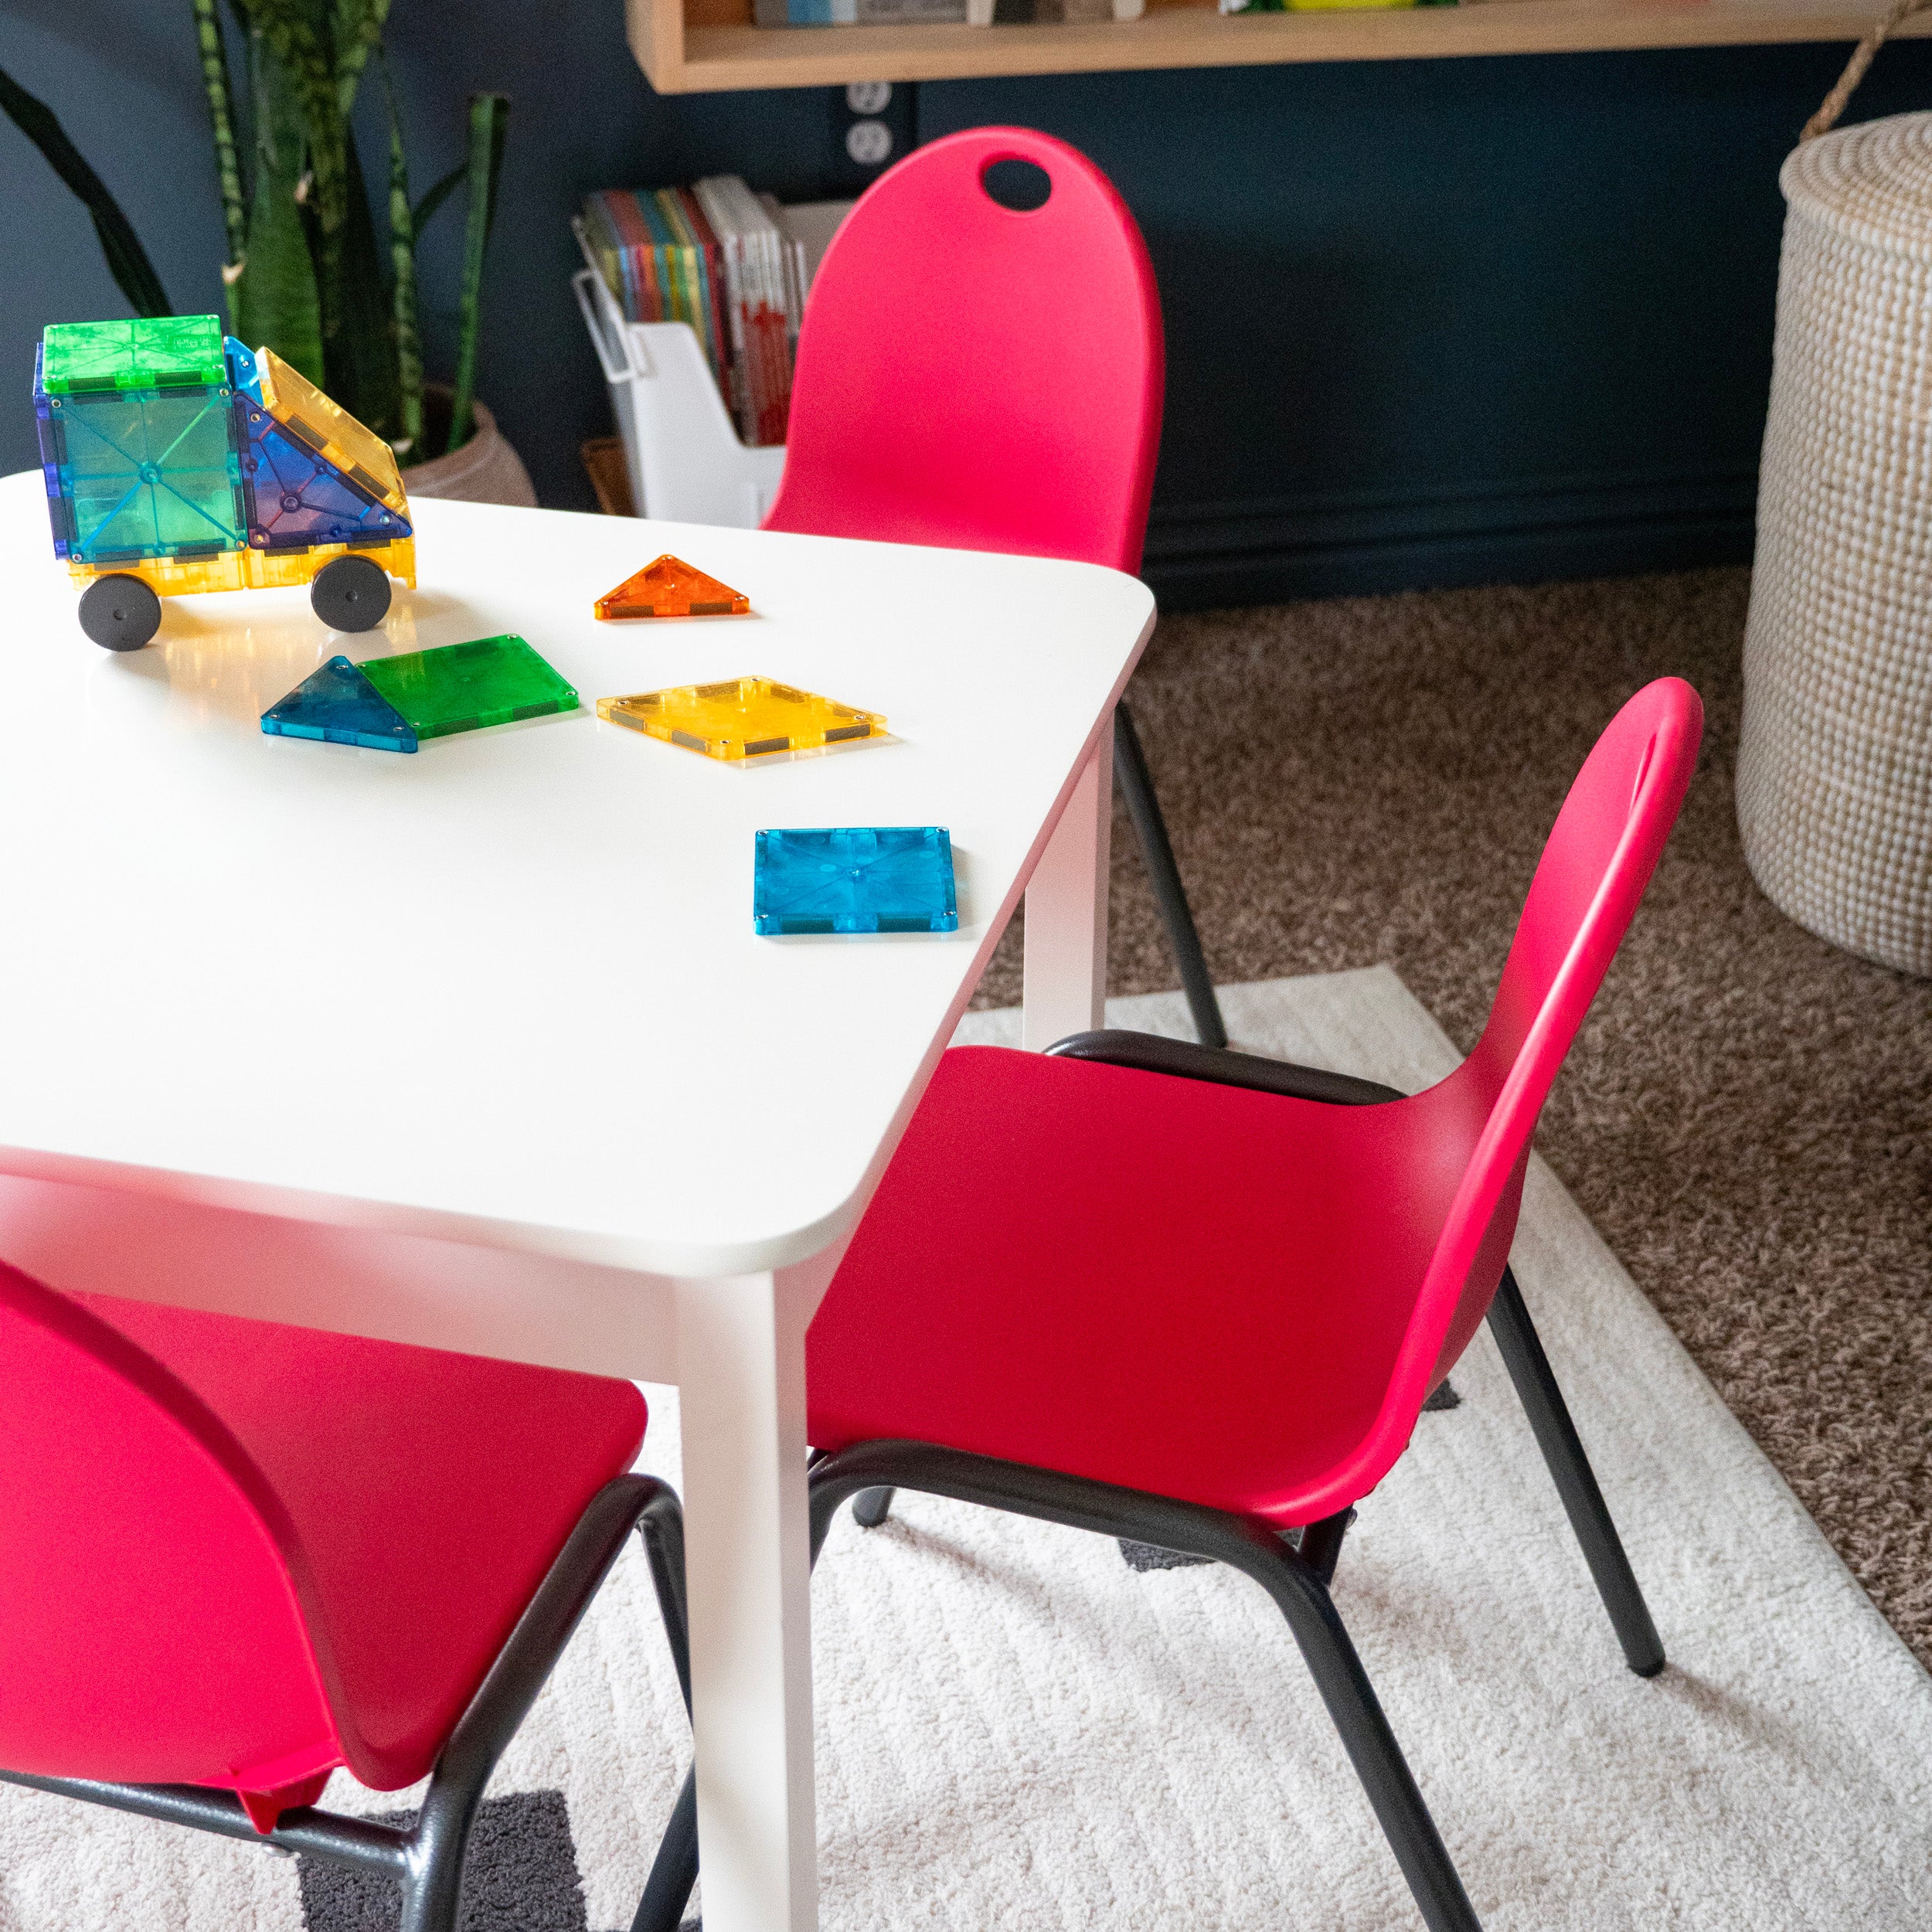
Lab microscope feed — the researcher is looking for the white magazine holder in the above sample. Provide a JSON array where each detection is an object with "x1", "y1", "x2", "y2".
[{"x1": 572, "y1": 264, "x2": 785, "y2": 530}]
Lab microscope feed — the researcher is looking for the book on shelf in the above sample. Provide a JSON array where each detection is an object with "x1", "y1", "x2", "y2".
[
  {"x1": 580, "y1": 180, "x2": 811, "y2": 449},
  {"x1": 755, "y1": 0, "x2": 1143, "y2": 21},
  {"x1": 1219, "y1": 0, "x2": 1451, "y2": 11},
  {"x1": 986, "y1": 0, "x2": 1142, "y2": 18}
]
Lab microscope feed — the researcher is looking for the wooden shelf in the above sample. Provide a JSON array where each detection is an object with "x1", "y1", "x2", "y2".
[{"x1": 628, "y1": 0, "x2": 1922, "y2": 93}]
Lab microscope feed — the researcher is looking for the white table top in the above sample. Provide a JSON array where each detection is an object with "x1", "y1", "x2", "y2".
[{"x1": 0, "y1": 473, "x2": 1152, "y2": 1277}]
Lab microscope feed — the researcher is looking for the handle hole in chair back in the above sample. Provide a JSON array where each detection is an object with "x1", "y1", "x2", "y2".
[
  {"x1": 763, "y1": 126, "x2": 1165, "y2": 575},
  {"x1": 980, "y1": 157, "x2": 1053, "y2": 212}
]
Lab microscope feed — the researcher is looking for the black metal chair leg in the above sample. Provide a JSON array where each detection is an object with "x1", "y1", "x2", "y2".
[
  {"x1": 1114, "y1": 700, "x2": 1227, "y2": 1050},
  {"x1": 398, "y1": 1828, "x2": 469, "y2": 1932},
  {"x1": 1487, "y1": 1267, "x2": 1665, "y2": 1678},
  {"x1": 404, "y1": 1476, "x2": 691, "y2": 1931},
  {"x1": 1237, "y1": 1526, "x2": 1481, "y2": 1932},
  {"x1": 852, "y1": 1485, "x2": 896, "y2": 1527},
  {"x1": 804, "y1": 1442, "x2": 1482, "y2": 1932},
  {"x1": 631, "y1": 1766, "x2": 698, "y2": 1932},
  {"x1": 1295, "y1": 1507, "x2": 1355, "y2": 1586}
]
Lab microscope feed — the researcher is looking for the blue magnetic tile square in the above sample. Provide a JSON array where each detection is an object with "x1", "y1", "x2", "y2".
[
  {"x1": 43, "y1": 384, "x2": 245, "y2": 566},
  {"x1": 753, "y1": 826, "x2": 958, "y2": 935},
  {"x1": 261, "y1": 655, "x2": 419, "y2": 752}
]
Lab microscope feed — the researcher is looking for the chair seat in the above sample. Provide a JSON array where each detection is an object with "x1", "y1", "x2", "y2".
[
  {"x1": 65, "y1": 1288, "x2": 647, "y2": 1793},
  {"x1": 808, "y1": 1045, "x2": 1479, "y2": 1525}
]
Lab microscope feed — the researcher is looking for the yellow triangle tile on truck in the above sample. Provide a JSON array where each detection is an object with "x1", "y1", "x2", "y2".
[{"x1": 254, "y1": 346, "x2": 409, "y2": 516}]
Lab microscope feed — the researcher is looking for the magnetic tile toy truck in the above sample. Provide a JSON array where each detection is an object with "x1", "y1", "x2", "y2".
[{"x1": 32, "y1": 315, "x2": 414, "y2": 651}]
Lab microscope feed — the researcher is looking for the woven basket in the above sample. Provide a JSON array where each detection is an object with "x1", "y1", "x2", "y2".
[{"x1": 1739, "y1": 19, "x2": 1932, "y2": 976}]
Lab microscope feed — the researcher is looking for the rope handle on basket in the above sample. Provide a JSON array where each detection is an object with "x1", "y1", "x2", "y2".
[{"x1": 1804, "y1": 0, "x2": 1932, "y2": 138}]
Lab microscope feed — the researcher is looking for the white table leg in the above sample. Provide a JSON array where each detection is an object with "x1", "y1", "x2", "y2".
[
  {"x1": 674, "y1": 1257, "x2": 829, "y2": 1932},
  {"x1": 1022, "y1": 726, "x2": 1114, "y2": 1051}
]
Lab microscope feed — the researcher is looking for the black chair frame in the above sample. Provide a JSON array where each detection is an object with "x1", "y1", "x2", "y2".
[
  {"x1": 2, "y1": 1474, "x2": 692, "y2": 1932},
  {"x1": 1114, "y1": 702, "x2": 1226, "y2": 1049}
]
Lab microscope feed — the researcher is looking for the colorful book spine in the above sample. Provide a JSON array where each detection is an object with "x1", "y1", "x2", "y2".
[
  {"x1": 753, "y1": 0, "x2": 860, "y2": 19},
  {"x1": 583, "y1": 177, "x2": 821, "y2": 452}
]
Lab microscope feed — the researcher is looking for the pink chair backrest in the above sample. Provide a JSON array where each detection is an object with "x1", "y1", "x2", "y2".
[
  {"x1": 763, "y1": 126, "x2": 1165, "y2": 574},
  {"x1": 1345, "y1": 679, "x2": 1703, "y2": 1496},
  {"x1": 0, "y1": 1262, "x2": 337, "y2": 1790}
]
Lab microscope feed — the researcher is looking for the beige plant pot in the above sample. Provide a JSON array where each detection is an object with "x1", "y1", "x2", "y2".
[{"x1": 402, "y1": 391, "x2": 537, "y2": 509}]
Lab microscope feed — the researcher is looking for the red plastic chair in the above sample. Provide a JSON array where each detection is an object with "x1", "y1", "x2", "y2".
[
  {"x1": 764, "y1": 126, "x2": 1227, "y2": 1048},
  {"x1": 0, "y1": 1269, "x2": 690, "y2": 1932},
  {"x1": 784, "y1": 679, "x2": 1701, "y2": 1932}
]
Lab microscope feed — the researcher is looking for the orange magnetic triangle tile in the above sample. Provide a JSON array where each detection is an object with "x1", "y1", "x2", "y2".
[{"x1": 594, "y1": 554, "x2": 751, "y2": 620}]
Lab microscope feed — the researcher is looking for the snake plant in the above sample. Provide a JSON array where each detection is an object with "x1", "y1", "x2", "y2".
[{"x1": 3, "y1": 4, "x2": 508, "y2": 465}]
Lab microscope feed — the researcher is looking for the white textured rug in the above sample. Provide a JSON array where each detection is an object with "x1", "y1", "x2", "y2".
[{"x1": 3, "y1": 968, "x2": 1930, "y2": 1931}]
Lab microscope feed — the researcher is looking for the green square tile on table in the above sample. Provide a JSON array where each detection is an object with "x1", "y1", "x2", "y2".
[
  {"x1": 359, "y1": 635, "x2": 580, "y2": 741},
  {"x1": 40, "y1": 315, "x2": 228, "y2": 394}
]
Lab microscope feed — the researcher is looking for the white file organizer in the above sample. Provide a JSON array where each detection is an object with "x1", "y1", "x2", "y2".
[{"x1": 573, "y1": 264, "x2": 786, "y2": 529}]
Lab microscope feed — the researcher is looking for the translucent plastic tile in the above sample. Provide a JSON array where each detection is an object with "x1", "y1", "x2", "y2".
[
  {"x1": 594, "y1": 554, "x2": 750, "y2": 619},
  {"x1": 66, "y1": 539, "x2": 414, "y2": 601},
  {"x1": 261, "y1": 656, "x2": 418, "y2": 753},
  {"x1": 41, "y1": 385, "x2": 244, "y2": 565},
  {"x1": 257, "y1": 346, "x2": 407, "y2": 514},
  {"x1": 595, "y1": 676, "x2": 883, "y2": 760},
  {"x1": 240, "y1": 403, "x2": 411, "y2": 552},
  {"x1": 40, "y1": 315, "x2": 226, "y2": 394},
  {"x1": 225, "y1": 337, "x2": 265, "y2": 404},
  {"x1": 754, "y1": 827, "x2": 958, "y2": 934},
  {"x1": 359, "y1": 635, "x2": 579, "y2": 742}
]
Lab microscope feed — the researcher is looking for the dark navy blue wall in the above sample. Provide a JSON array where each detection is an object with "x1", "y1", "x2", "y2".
[
  {"x1": 924, "y1": 47, "x2": 1932, "y2": 600},
  {"x1": 6, "y1": 2, "x2": 1930, "y2": 605}
]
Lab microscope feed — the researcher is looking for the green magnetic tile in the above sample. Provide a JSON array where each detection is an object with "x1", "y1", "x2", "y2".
[
  {"x1": 41, "y1": 315, "x2": 226, "y2": 394},
  {"x1": 56, "y1": 388, "x2": 244, "y2": 563},
  {"x1": 359, "y1": 634, "x2": 579, "y2": 741}
]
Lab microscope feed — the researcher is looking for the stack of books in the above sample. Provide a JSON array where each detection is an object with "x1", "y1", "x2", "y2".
[{"x1": 580, "y1": 179, "x2": 811, "y2": 448}]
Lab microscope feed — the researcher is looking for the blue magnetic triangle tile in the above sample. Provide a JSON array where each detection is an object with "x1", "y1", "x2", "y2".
[
  {"x1": 240, "y1": 409, "x2": 411, "y2": 552},
  {"x1": 262, "y1": 655, "x2": 419, "y2": 752}
]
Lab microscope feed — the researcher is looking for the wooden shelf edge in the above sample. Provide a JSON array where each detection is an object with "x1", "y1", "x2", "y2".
[{"x1": 632, "y1": 0, "x2": 1928, "y2": 93}]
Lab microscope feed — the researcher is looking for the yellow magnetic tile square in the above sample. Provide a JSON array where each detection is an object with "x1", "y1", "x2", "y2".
[
  {"x1": 255, "y1": 346, "x2": 408, "y2": 514},
  {"x1": 595, "y1": 676, "x2": 884, "y2": 760}
]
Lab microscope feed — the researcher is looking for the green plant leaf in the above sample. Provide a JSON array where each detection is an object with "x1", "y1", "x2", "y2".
[
  {"x1": 445, "y1": 91, "x2": 509, "y2": 456},
  {"x1": 382, "y1": 53, "x2": 422, "y2": 460},
  {"x1": 331, "y1": 0, "x2": 389, "y2": 118},
  {"x1": 0, "y1": 62, "x2": 172, "y2": 318},
  {"x1": 410, "y1": 161, "x2": 465, "y2": 240},
  {"x1": 328, "y1": 125, "x2": 400, "y2": 438},
  {"x1": 229, "y1": 31, "x2": 323, "y2": 384},
  {"x1": 192, "y1": 0, "x2": 249, "y2": 274},
  {"x1": 246, "y1": 2, "x2": 346, "y2": 247}
]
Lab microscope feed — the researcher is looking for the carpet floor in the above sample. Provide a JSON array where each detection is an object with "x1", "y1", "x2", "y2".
[
  {"x1": 8, "y1": 970, "x2": 1925, "y2": 1931},
  {"x1": 972, "y1": 570, "x2": 1932, "y2": 1671}
]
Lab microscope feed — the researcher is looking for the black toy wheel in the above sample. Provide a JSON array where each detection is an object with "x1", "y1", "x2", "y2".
[
  {"x1": 310, "y1": 553, "x2": 393, "y2": 632},
  {"x1": 77, "y1": 573, "x2": 162, "y2": 651}
]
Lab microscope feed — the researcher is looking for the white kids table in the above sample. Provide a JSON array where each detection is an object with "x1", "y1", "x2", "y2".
[{"x1": 0, "y1": 474, "x2": 1155, "y2": 1932}]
